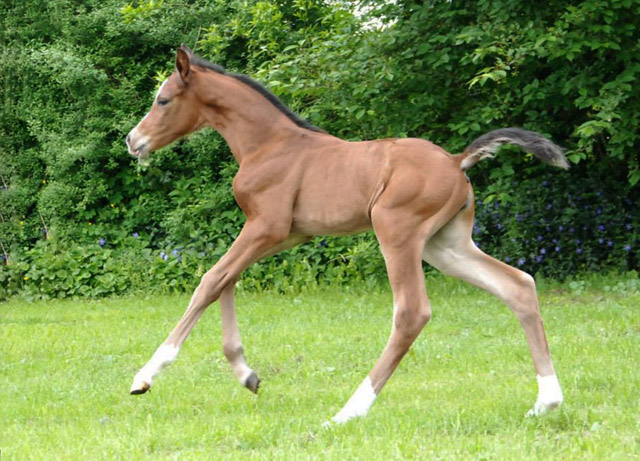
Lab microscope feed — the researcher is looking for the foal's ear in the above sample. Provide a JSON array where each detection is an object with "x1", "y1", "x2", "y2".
[{"x1": 175, "y1": 46, "x2": 191, "y2": 83}]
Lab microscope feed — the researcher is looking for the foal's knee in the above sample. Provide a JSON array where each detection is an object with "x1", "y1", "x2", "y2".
[
  {"x1": 394, "y1": 299, "x2": 431, "y2": 343},
  {"x1": 196, "y1": 270, "x2": 231, "y2": 306}
]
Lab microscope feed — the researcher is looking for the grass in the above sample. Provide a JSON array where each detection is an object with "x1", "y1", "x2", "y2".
[{"x1": 1, "y1": 274, "x2": 639, "y2": 460}]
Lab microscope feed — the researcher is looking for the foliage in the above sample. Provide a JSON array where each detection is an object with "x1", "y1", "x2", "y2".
[{"x1": 1, "y1": 0, "x2": 639, "y2": 299}]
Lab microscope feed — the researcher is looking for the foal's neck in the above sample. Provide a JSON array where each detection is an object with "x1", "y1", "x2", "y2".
[{"x1": 196, "y1": 69, "x2": 305, "y2": 164}]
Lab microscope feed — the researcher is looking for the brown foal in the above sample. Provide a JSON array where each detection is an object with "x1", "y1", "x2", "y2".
[{"x1": 126, "y1": 46, "x2": 567, "y2": 423}]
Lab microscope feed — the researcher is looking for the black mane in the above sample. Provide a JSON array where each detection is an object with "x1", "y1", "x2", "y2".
[{"x1": 190, "y1": 55, "x2": 324, "y2": 133}]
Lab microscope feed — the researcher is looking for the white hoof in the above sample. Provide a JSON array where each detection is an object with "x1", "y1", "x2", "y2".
[{"x1": 526, "y1": 398, "x2": 562, "y2": 417}]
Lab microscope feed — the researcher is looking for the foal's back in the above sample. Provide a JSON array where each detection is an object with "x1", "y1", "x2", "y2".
[{"x1": 290, "y1": 134, "x2": 466, "y2": 236}]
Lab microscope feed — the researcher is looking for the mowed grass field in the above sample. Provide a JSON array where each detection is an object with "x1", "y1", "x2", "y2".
[{"x1": 1, "y1": 275, "x2": 639, "y2": 460}]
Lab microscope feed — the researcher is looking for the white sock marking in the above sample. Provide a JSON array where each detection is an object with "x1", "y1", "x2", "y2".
[
  {"x1": 331, "y1": 376, "x2": 377, "y2": 424},
  {"x1": 527, "y1": 374, "x2": 563, "y2": 417},
  {"x1": 132, "y1": 344, "x2": 179, "y2": 389}
]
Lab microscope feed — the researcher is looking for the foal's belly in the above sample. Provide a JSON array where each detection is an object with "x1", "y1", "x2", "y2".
[{"x1": 290, "y1": 187, "x2": 373, "y2": 236}]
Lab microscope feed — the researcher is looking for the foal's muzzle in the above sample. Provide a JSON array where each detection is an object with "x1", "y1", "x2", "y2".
[{"x1": 126, "y1": 128, "x2": 150, "y2": 159}]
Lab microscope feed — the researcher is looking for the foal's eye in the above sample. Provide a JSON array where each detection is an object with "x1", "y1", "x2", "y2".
[{"x1": 157, "y1": 98, "x2": 170, "y2": 106}]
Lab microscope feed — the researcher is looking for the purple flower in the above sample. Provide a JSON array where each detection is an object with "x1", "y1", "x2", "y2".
[
  {"x1": 132, "y1": 232, "x2": 139, "y2": 238},
  {"x1": 597, "y1": 224, "x2": 605, "y2": 231},
  {"x1": 160, "y1": 251, "x2": 168, "y2": 261},
  {"x1": 598, "y1": 238, "x2": 604, "y2": 244},
  {"x1": 576, "y1": 239, "x2": 581, "y2": 245},
  {"x1": 518, "y1": 257, "x2": 526, "y2": 266},
  {"x1": 98, "y1": 238, "x2": 105, "y2": 247},
  {"x1": 558, "y1": 225, "x2": 564, "y2": 232},
  {"x1": 597, "y1": 207, "x2": 602, "y2": 215},
  {"x1": 577, "y1": 248, "x2": 583, "y2": 254},
  {"x1": 555, "y1": 246, "x2": 561, "y2": 252},
  {"x1": 497, "y1": 223, "x2": 503, "y2": 230},
  {"x1": 172, "y1": 249, "x2": 179, "y2": 256},
  {"x1": 569, "y1": 227, "x2": 575, "y2": 234},
  {"x1": 505, "y1": 256, "x2": 511, "y2": 263},
  {"x1": 626, "y1": 224, "x2": 633, "y2": 231},
  {"x1": 540, "y1": 248, "x2": 547, "y2": 255},
  {"x1": 537, "y1": 235, "x2": 543, "y2": 241},
  {"x1": 542, "y1": 181, "x2": 550, "y2": 187},
  {"x1": 624, "y1": 244, "x2": 632, "y2": 252},
  {"x1": 535, "y1": 255, "x2": 543, "y2": 263},
  {"x1": 546, "y1": 204, "x2": 553, "y2": 210},
  {"x1": 607, "y1": 240, "x2": 613, "y2": 247}
]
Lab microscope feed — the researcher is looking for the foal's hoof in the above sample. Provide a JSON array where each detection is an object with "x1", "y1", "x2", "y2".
[
  {"x1": 525, "y1": 399, "x2": 562, "y2": 417},
  {"x1": 244, "y1": 371, "x2": 260, "y2": 394},
  {"x1": 130, "y1": 380, "x2": 151, "y2": 395}
]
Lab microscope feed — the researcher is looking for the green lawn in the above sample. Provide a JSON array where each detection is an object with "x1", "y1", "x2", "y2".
[{"x1": 2, "y1": 275, "x2": 639, "y2": 460}]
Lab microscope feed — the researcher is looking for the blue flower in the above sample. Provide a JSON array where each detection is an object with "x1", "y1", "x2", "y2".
[
  {"x1": 132, "y1": 232, "x2": 140, "y2": 238},
  {"x1": 626, "y1": 224, "x2": 633, "y2": 231},
  {"x1": 597, "y1": 224, "x2": 605, "y2": 231},
  {"x1": 540, "y1": 248, "x2": 547, "y2": 255},
  {"x1": 537, "y1": 235, "x2": 543, "y2": 241},
  {"x1": 542, "y1": 181, "x2": 550, "y2": 187},
  {"x1": 558, "y1": 225, "x2": 564, "y2": 232},
  {"x1": 497, "y1": 223, "x2": 503, "y2": 230},
  {"x1": 555, "y1": 246, "x2": 561, "y2": 252},
  {"x1": 535, "y1": 255, "x2": 543, "y2": 263},
  {"x1": 576, "y1": 239, "x2": 581, "y2": 245},
  {"x1": 505, "y1": 256, "x2": 511, "y2": 263},
  {"x1": 576, "y1": 248, "x2": 583, "y2": 254},
  {"x1": 569, "y1": 227, "x2": 575, "y2": 234},
  {"x1": 172, "y1": 249, "x2": 179, "y2": 256},
  {"x1": 598, "y1": 238, "x2": 604, "y2": 244},
  {"x1": 98, "y1": 238, "x2": 106, "y2": 247},
  {"x1": 624, "y1": 244, "x2": 632, "y2": 252},
  {"x1": 607, "y1": 240, "x2": 613, "y2": 247},
  {"x1": 517, "y1": 257, "x2": 526, "y2": 266},
  {"x1": 160, "y1": 251, "x2": 168, "y2": 261},
  {"x1": 597, "y1": 207, "x2": 602, "y2": 215},
  {"x1": 546, "y1": 204, "x2": 552, "y2": 210}
]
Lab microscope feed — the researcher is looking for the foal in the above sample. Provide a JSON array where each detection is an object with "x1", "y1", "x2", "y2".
[{"x1": 126, "y1": 46, "x2": 566, "y2": 423}]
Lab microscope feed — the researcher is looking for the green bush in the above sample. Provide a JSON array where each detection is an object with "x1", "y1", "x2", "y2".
[{"x1": 1, "y1": 0, "x2": 638, "y2": 300}]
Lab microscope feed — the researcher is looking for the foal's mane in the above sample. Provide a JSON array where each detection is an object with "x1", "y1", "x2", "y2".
[{"x1": 190, "y1": 55, "x2": 325, "y2": 133}]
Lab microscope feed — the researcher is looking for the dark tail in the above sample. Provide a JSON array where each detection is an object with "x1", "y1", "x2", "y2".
[{"x1": 460, "y1": 127, "x2": 568, "y2": 171}]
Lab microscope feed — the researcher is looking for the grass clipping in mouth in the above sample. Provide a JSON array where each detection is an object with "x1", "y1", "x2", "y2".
[{"x1": 137, "y1": 153, "x2": 151, "y2": 166}]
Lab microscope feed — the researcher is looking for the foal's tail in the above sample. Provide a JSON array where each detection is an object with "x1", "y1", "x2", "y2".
[{"x1": 459, "y1": 127, "x2": 568, "y2": 171}]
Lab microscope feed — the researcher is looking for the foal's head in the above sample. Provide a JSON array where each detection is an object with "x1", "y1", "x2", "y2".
[{"x1": 126, "y1": 46, "x2": 204, "y2": 162}]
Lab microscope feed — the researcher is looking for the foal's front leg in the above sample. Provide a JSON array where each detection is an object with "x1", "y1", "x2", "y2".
[
  {"x1": 219, "y1": 234, "x2": 310, "y2": 393},
  {"x1": 130, "y1": 220, "x2": 288, "y2": 395}
]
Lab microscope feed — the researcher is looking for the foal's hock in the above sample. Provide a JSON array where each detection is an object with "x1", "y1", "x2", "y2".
[{"x1": 126, "y1": 45, "x2": 566, "y2": 423}]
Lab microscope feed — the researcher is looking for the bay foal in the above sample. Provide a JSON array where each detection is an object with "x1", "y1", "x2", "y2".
[{"x1": 126, "y1": 46, "x2": 566, "y2": 423}]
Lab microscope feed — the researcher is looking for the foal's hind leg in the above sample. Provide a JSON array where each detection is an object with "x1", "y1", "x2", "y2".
[
  {"x1": 422, "y1": 206, "x2": 563, "y2": 416},
  {"x1": 330, "y1": 211, "x2": 433, "y2": 424}
]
